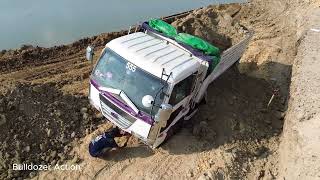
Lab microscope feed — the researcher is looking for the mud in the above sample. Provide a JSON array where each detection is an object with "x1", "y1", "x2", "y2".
[
  {"x1": 185, "y1": 66, "x2": 285, "y2": 179},
  {"x1": 36, "y1": 66, "x2": 286, "y2": 180},
  {"x1": 0, "y1": 31, "x2": 126, "y2": 76},
  {"x1": 0, "y1": 0, "x2": 319, "y2": 179},
  {"x1": 0, "y1": 83, "x2": 106, "y2": 179},
  {"x1": 0, "y1": 20, "x2": 131, "y2": 180},
  {"x1": 171, "y1": 4, "x2": 246, "y2": 51},
  {"x1": 279, "y1": 6, "x2": 320, "y2": 179}
]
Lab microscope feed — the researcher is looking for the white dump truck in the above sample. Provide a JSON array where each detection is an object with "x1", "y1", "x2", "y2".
[{"x1": 86, "y1": 19, "x2": 253, "y2": 148}]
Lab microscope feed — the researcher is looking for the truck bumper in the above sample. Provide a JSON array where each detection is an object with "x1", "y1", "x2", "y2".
[{"x1": 89, "y1": 83, "x2": 152, "y2": 144}]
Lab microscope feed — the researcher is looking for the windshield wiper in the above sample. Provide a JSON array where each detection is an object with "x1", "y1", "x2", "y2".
[
  {"x1": 99, "y1": 87, "x2": 139, "y2": 114},
  {"x1": 119, "y1": 91, "x2": 139, "y2": 114},
  {"x1": 99, "y1": 86, "x2": 121, "y2": 95}
]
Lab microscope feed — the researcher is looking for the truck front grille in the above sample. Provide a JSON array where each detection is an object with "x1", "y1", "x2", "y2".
[{"x1": 99, "y1": 94, "x2": 136, "y2": 129}]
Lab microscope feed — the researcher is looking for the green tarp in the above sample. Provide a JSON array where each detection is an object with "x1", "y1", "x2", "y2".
[
  {"x1": 210, "y1": 55, "x2": 221, "y2": 71},
  {"x1": 148, "y1": 19, "x2": 221, "y2": 70},
  {"x1": 175, "y1": 33, "x2": 220, "y2": 56},
  {"x1": 148, "y1": 19, "x2": 220, "y2": 56},
  {"x1": 148, "y1": 19, "x2": 178, "y2": 38},
  {"x1": 213, "y1": 55, "x2": 220, "y2": 66}
]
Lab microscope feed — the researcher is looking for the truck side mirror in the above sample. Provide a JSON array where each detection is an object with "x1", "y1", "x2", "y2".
[
  {"x1": 86, "y1": 46, "x2": 94, "y2": 61},
  {"x1": 154, "y1": 103, "x2": 173, "y2": 123}
]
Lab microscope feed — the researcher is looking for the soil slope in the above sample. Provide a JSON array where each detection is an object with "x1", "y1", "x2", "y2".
[
  {"x1": 0, "y1": 0, "x2": 319, "y2": 179},
  {"x1": 279, "y1": 7, "x2": 320, "y2": 179}
]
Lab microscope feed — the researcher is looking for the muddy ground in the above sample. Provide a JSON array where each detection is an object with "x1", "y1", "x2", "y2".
[
  {"x1": 279, "y1": 6, "x2": 320, "y2": 179},
  {"x1": 0, "y1": 0, "x2": 319, "y2": 179}
]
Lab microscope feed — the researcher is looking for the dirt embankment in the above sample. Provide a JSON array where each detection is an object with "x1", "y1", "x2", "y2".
[
  {"x1": 171, "y1": 4, "x2": 246, "y2": 50},
  {"x1": 0, "y1": 4, "x2": 251, "y2": 179},
  {"x1": 279, "y1": 6, "x2": 320, "y2": 179},
  {"x1": 0, "y1": 0, "x2": 319, "y2": 179},
  {"x1": 0, "y1": 30, "x2": 128, "y2": 179},
  {"x1": 0, "y1": 84, "x2": 106, "y2": 178},
  {"x1": 0, "y1": 30, "x2": 127, "y2": 95}
]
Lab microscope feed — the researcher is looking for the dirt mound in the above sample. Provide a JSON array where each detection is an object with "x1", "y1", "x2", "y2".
[
  {"x1": 279, "y1": 7, "x2": 320, "y2": 179},
  {"x1": 36, "y1": 65, "x2": 286, "y2": 180},
  {"x1": 0, "y1": 83, "x2": 104, "y2": 179},
  {"x1": 0, "y1": 0, "x2": 318, "y2": 179},
  {"x1": 0, "y1": 31, "x2": 126, "y2": 74},
  {"x1": 192, "y1": 67, "x2": 284, "y2": 179},
  {"x1": 171, "y1": 4, "x2": 247, "y2": 50}
]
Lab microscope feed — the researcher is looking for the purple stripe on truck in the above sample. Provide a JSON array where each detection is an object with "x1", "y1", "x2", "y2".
[{"x1": 90, "y1": 79, "x2": 154, "y2": 125}]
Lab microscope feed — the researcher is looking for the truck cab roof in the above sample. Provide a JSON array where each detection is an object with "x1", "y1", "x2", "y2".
[{"x1": 106, "y1": 32, "x2": 205, "y2": 83}]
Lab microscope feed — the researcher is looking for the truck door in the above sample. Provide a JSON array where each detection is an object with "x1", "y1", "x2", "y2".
[
  {"x1": 157, "y1": 74, "x2": 197, "y2": 134},
  {"x1": 147, "y1": 74, "x2": 196, "y2": 146}
]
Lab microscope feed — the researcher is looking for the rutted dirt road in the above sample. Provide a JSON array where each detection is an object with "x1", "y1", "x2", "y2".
[{"x1": 0, "y1": 0, "x2": 319, "y2": 179}]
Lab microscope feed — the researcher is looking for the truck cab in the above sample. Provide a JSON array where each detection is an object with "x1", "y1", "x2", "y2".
[
  {"x1": 88, "y1": 31, "x2": 209, "y2": 148},
  {"x1": 87, "y1": 22, "x2": 252, "y2": 148}
]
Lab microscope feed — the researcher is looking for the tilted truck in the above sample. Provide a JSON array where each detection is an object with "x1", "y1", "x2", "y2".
[{"x1": 85, "y1": 19, "x2": 253, "y2": 148}]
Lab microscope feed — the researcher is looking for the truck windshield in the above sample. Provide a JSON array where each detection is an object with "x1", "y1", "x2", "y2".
[{"x1": 92, "y1": 48, "x2": 168, "y2": 115}]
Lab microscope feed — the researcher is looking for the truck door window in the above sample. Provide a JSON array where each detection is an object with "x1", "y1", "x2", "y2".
[{"x1": 169, "y1": 75, "x2": 195, "y2": 105}]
